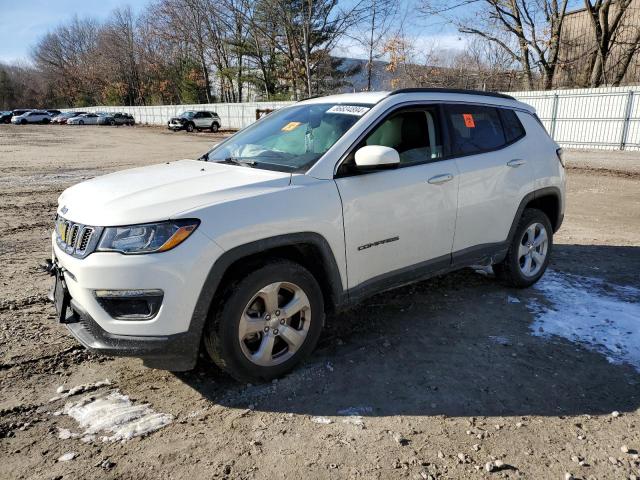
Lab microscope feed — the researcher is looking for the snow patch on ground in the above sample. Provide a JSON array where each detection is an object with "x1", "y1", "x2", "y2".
[
  {"x1": 62, "y1": 390, "x2": 173, "y2": 443},
  {"x1": 311, "y1": 416, "x2": 333, "y2": 424},
  {"x1": 529, "y1": 270, "x2": 640, "y2": 371}
]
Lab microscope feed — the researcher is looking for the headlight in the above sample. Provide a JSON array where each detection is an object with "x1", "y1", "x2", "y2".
[{"x1": 97, "y1": 219, "x2": 200, "y2": 254}]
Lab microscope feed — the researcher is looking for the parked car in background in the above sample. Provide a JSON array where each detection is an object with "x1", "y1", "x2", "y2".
[
  {"x1": 67, "y1": 113, "x2": 101, "y2": 125},
  {"x1": 0, "y1": 111, "x2": 12, "y2": 124},
  {"x1": 98, "y1": 112, "x2": 135, "y2": 126},
  {"x1": 52, "y1": 112, "x2": 87, "y2": 124},
  {"x1": 11, "y1": 110, "x2": 52, "y2": 124},
  {"x1": 168, "y1": 110, "x2": 221, "y2": 133},
  {"x1": 11, "y1": 109, "x2": 31, "y2": 119}
]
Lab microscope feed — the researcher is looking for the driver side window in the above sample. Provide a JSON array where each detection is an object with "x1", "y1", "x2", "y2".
[
  {"x1": 365, "y1": 108, "x2": 443, "y2": 165},
  {"x1": 338, "y1": 106, "x2": 444, "y2": 176}
]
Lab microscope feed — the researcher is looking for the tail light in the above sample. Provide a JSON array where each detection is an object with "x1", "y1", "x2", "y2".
[{"x1": 556, "y1": 148, "x2": 565, "y2": 168}]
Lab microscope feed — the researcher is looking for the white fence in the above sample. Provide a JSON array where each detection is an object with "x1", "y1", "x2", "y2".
[
  {"x1": 71, "y1": 102, "x2": 295, "y2": 130},
  {"x1": 75, "y1": 86, "x2": 640, "y2": 150},
  {"x1": 510, "y1": 86, "x2": 640, "y2": 151}
]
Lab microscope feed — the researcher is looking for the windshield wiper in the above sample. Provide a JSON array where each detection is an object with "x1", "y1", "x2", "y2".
[{"x1": 219, "y1": 157, "x2": 257, "y2": 167}]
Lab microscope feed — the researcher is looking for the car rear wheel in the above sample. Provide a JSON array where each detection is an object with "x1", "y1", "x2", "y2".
[
  {"x1": 494, "y1": 208, "x2": 553, "y2": 288},
  {"x1": 210, "y1": 122, "x2": 219, "y2": 133},
  {"x1": 204, "y1": 260, "x2": 324, "y2": 383}
]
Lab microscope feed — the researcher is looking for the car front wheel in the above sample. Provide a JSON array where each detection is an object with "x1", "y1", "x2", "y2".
[
  {"x1": 186, "y1": 122, "x2": 194, "y2": 133},
  {"x1": 204, "y1": 260, "x2": 324, "y2": 383},
  {"x1": 494, "y1": 208, "x2": 553, "y2": 288}
]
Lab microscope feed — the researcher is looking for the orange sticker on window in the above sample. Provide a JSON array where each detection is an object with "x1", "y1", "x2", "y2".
[
  {"x1": 281, "y1": 121, "x2": 302, "y2": 132},
  {"x1": 463, "y1": 113, "x2": 475, "y2": 128}
]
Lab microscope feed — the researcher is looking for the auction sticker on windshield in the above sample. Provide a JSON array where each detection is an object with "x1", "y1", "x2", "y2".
[
  {"x1": 281, "y1": 121, "x2": 302, "y2": 131},
  {"x1": 326, "y1": 105, "x2": 370, "y2": 116}
]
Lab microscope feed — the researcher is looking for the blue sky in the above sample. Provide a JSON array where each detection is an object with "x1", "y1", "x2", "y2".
[{"x1": 0, "y1": 0, "x2": 151, "y2": 63}]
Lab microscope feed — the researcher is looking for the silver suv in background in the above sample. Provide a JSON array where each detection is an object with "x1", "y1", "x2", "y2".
[
  {"x1": 11, "y1": 110, "x2": 52, "y2": 124},
  {"x1": 168, "y1": 110, "x2": 221, "y2": 133}
]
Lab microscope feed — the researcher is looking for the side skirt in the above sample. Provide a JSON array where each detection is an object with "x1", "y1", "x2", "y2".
[{"x1": 342, "y1": 242, "x2": 507, "y2": 308}]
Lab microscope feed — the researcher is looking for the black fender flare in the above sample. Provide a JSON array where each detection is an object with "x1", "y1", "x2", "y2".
[
  {"x1": 182, "y1": 232, "x2": 345, "y2": 365},
  {"x1": 506, "y1": 186, "x2": 563, "y2": 244}
]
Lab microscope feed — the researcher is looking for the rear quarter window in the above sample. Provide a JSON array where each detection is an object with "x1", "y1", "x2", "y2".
[
  {"x1": 499, "y1": 109, "x2": 526, "y2": 143},
  {"x1": 445, "y1": 104, "x2": 506, "y2": 155}
]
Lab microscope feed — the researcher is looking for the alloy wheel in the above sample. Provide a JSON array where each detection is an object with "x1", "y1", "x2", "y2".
[
  {"x1": 518, "y1": 222, "x2": 548, "y2": 277},
  {"x1": 238, "y1": 282, "x2": 311, "y2": 367}
]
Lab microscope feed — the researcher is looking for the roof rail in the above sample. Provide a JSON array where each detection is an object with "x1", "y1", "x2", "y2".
[{"x1": 389, "y1": 88, "x2": 515, "y2": 100}]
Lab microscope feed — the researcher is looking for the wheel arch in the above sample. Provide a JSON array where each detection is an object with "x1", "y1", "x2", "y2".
[
  {"x1": 507, "y1": 187, "x2": 563, "y2": 244},
  {"x1": 185, "y1": 232, "x2": 345, "y2": 360}
]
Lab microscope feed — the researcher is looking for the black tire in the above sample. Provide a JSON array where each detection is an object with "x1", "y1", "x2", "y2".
[
  {"x1": 494, "y1": 208, "x2": 553, "y2": 288},
  {"x1": 79, "y1": 120, "x2": 84, "y2": 125},
  {"x1": 20, "y1": 119, "x2": 27, "y2": 125},
  {"x1": 109, "y1": 119, "x2": 116, "y2": 126},
  {"x1": 204, "y1": 260, "x2": 325, "y2": 383},
  {"x1": 210, "y1": 122, "x2": 219, "y2": 133},
  {"x1": 186, "y1": 122, "x2": 195, "y2": 133},
  {"x1": 42, "y1": 118, "x2": 50, "y2": 124}
]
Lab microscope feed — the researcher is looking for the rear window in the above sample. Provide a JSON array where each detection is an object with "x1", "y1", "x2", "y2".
[
  {"x1": 499, "y1": 109, "x2": 526, "y2": 143},
  {"x1": 445, "y1": 105, "x2": 506, "y2": 155}
]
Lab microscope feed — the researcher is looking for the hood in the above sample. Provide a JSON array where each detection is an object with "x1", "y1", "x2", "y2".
[{"x1": 57, "y1": 160, "x2": 292, "y2": 226}]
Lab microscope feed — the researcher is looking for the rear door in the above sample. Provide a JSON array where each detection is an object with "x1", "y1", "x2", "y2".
[
  {"x1": 195, "y1": 112, "x2": 210, "y2": 128},
  {"x1": 444, "y1": 104, "x2": 533, "y2": 262},
  {"x1": 335, "y1": 105, "x2": 459, "y2": 291}
]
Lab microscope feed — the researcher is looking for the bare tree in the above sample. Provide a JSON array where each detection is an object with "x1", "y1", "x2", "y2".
[
  {"x1": 582, "y1": 0, "x2": 640, "y2": 86},
  {"x1": 422, "y1": 0, "x2": 569, "y2": 90},
  {"x1": 348, "y1": 0, "x2": 398, "y2": 90},
  {"x1": 32, "y1": 16, "x2": 102, "y2": 105}
]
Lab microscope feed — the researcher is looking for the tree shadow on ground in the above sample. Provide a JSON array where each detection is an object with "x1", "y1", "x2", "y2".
[{"x1": 177, "y1": 244, "x2": 640, "y2": 419}]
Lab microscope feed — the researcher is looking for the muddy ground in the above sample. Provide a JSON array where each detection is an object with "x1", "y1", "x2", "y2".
[{"x1": 1, "y1": 125, "x2": 639, "y2": 480}]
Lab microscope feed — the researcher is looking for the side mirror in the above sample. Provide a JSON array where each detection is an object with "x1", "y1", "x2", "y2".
[{"x1": 354, "y1": 145, "x2": 400, "y2": 170}]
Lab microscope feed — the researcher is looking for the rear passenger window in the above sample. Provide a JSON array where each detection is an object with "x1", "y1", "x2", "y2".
[
  {"x1": 445, "y1": 105, "x2": 506, "y2": 155},
  {"x1": 499, "y1": 109, "x2": 526, "y2": 143}
]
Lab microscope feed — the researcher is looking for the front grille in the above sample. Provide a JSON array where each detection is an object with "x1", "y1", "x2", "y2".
[
  {"x1": 78, "y1": 227, "x2": 93, "y2": 251},
  {"x1": 55, "y1": 216, "x2": 101, "y2": 258}
]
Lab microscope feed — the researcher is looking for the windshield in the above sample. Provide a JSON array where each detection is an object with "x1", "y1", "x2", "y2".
[
  {"x1": 181, "y1": 111, "x2": 196, "y2": 118},
  {"x1": 203, "y1": 103, "x2": 370, "y2": 172}
]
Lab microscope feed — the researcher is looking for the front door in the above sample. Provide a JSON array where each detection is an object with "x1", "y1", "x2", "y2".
[{"x1": 335, "y1": 106, "x2": 459, "y2": 292}]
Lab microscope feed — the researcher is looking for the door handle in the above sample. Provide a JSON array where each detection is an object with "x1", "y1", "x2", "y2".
[
  {"x1": 427, "y1": 173, "x2": 454, "y2": 185},
  {"x1": 507, "y1": 159, "x2": 527, "y2": 167}
]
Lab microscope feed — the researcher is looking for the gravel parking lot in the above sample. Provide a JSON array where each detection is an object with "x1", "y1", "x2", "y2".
[{"x1": 1, "y1": 125, "x2": 639, "y2": 480}]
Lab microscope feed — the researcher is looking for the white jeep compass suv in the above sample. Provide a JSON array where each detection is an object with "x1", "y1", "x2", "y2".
[{"x1": 49, "y1": 89, "x2": 565, "y2": 382}]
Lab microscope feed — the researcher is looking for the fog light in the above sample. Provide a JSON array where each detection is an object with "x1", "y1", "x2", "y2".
[{"x1": 94, "y1": 289, "x2": 163, "y2": 320}]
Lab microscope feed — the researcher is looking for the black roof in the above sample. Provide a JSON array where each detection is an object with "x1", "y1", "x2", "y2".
[{"x1": 389, "y1": 88, "x2": 515, "y2": 100}]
